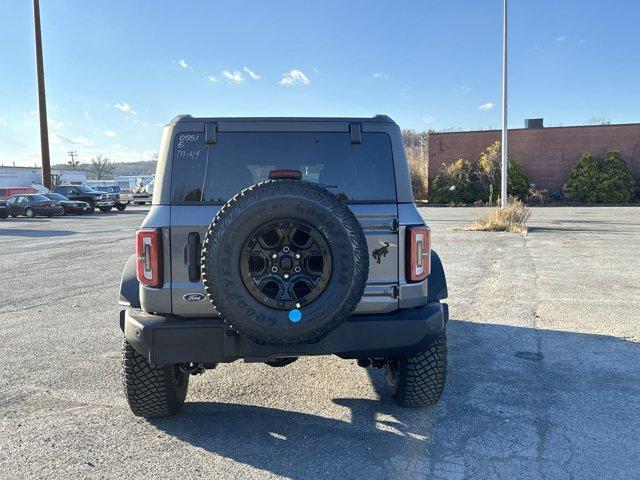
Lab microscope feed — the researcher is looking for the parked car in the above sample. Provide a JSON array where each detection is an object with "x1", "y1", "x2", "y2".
[
  {"x1": 119, "y1": 115, "x2": 449, "y2": 418},
  {"x1": 52, "y1": 185, "x2": 115, "y2": 212},
  {"x1": 0, "y1": 200, "x2": 8, "y2": 219},
  {"x1": 5, "y1": 194, "x2": 64, "y2": 218},
  {"x1": 43, "y1": 193, "x2": 92, "y2": 215},
  {"x1": 0, "y1": 187, "x2": 37, "y2": 200},
  {"x1": 92, "y1": 185, "x2": 128, "y2": 211}
]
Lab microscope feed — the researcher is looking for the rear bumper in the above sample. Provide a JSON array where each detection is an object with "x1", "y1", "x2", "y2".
[{"x1": 121, "y1": 302, "x2": 448, "y2": 365}]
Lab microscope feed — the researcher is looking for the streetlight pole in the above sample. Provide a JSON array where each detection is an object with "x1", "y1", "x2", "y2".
[
  {"x1": 33, "y1": 0, "x2": 51, "y2": 189},
  {"x1": 500, "y1": 0, "x2": 508, "y2": 208}
]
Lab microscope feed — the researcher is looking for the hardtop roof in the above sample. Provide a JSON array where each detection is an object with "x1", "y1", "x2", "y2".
[{"x1": 166, "y1": 114, "x2": 395, "y2": 126}]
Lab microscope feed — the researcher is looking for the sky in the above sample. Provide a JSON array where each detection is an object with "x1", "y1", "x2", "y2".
[{"x1": 0, "y1": 0, "x2": 638, "y2": 167}]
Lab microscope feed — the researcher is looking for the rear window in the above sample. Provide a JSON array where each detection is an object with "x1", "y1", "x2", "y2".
[{"x1": 170, "y1": 132, "x2": 396, "y2": 203}]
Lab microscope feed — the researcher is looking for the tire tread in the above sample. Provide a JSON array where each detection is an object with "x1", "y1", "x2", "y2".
[{"x1": 122, "y1": 340, "x2": 188, "y2": 418}]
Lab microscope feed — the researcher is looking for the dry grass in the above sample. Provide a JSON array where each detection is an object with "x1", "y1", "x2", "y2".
[
  {"x1": 461, "y1": 199, "x2": 532, "y2": 233},
  {"x1": 406, "y1": 146, "x2": 429, "y2": 200}
]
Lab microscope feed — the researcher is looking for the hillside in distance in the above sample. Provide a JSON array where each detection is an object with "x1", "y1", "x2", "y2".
[{"x1": 52, "y1": 160, "x2": 158, "y2": 178}]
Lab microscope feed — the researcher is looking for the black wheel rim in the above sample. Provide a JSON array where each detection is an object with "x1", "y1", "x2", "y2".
[{"x1": 240, "y1": 219, "x2": 332, "y2": 310}]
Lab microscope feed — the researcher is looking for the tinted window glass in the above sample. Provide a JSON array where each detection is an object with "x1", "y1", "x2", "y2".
[
  {"x1": 170, "y1": 132, "x2": 396, "y2": 203},
  {"x1": 30, "y1": 195, "x2": 49, "y2": 202},
  {"x1": 47, "y1": 193, "x2": 67, "y2": 201}
]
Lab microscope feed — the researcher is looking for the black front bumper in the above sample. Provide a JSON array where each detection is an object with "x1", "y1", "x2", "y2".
[{"x1": 121, "y1": 303, "x2": 448, "y2": 365}]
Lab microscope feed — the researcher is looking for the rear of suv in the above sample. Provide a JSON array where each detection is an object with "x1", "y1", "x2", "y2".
[{"x1": 119, "y1": 115, "x2": 449, "y2": 418}]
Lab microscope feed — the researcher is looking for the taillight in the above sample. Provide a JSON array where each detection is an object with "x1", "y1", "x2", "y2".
[
  {"x1": 406, "y1": 226, "x2": 431, "y2": 282},
  {"x1": 136, "y1": 229, "x2": 162, "y2": 287}
]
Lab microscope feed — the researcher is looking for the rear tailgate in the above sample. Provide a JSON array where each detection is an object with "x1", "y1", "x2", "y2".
[
  {"x1": 167, "y1": 123, "x2": 400, "y2": 317},
  {"x1": 169, "y1": 204, "x2": 398, "y2": 316}
]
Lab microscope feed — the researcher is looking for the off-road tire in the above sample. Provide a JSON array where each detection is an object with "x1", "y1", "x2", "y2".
[
  {"x1": 386, "y1": 331, "x2": 447, "y2": 407},
  {"x1": 122, "y1": 340, "x2": 189, "y2": 418},
  {"x1": 202, "y1": 179, "x2": 368, "y2": 345}
]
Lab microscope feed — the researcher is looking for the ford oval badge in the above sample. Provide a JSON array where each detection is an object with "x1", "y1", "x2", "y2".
[{"x1": 183, "y1": 293, "x2": 206, "y2": 302}]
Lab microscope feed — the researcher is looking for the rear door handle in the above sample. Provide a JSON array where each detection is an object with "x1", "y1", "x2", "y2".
[{"x1": 187, "y1": 232, "x2": 201, "y2": 282}]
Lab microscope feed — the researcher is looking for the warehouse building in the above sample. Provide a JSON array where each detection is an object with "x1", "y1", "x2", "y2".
[
  {"x1": 0, "y1": 166, "x2": 87, "y2": 189},
  {"x1": 427, "y1": 120, "x2": 640, "y2": 195}
]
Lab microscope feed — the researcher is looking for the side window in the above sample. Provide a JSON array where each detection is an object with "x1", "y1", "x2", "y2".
[
  {"x1": 6, "y1": 196, "x2": 16, "y2": 205},
  {"x1": 170, "y1": 132, "x2": 207, "y2": 202}
]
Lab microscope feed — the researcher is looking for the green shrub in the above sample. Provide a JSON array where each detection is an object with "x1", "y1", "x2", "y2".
[
  {"x1": 563, "y1": 150, "x2": 636, "y2": 203},
  {"x1": 430, "y1": 158, "x2": 483, "y2": 204}
]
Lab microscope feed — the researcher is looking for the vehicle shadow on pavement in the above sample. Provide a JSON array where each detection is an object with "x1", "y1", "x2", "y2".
[
  {"x1": 150, "y1": 319, "x2": 640, "y2": 479},
  {"x1": 151, "y1": 397, "x2": 431, "y2": 479}
]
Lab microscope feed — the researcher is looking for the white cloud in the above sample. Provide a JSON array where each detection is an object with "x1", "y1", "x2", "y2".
[
  {"x1": 142, "y1": 150, "x2": 158, "y2": 162},
  {"x1": 49, "y1": 119, "x2": 66, "y2": 129},
  {"x1": 222, "y1": 70, "x2": 245, "y2": 83},
  {"x1": 478, "y1": 102, "x2": 494, "y2": 111},
  {"x1": 29, "y1": 109, "x2": 38, "y2": 116},
  {"x1": 371, "y1": 72, "x2": 388, "y2": 79},
  {"x1": 424, "y1": 116, "x2": 436, "y2": 124},
  {"x1": 279, "y1": 69, "x2": 310, "y2": 86},
  {"x1": 51, "y1": 134, "x2": 93, "y2": 146},
  {"x1": 0, "y1": 116, "x2": 6, "y2": 124},
  {"x1": 84, "y1": 110, "x2": 91, "y2": 120},
  {"x1": 556, "y1": 35, "x2": 566, "y2": 42},
  {"x1": 243, "y1": 66, "x2": 260, "y2": 80},
  {"x1": 207, "y1": 74, "x2": 217, "y2": 83},
  {"x1": 103, "y1": 130, "x2": 117, "y2": 137},
  {"x1": 113, "y1": 102, "x2": 137, "y2": 116},
  {"x1": 70, "y1": 136, "x2": 93, "y2": 146},
  {"x1": 178, "y1": 58, "x2": 189, "y2": 69}
]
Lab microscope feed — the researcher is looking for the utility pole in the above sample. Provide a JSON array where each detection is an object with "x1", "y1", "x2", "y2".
[
  {"x1": 33, "y1": 0, "x2": 51, "y2": 189},
  {"x1": 500, "y1": 0, "x2": 508, "y2": 208},
  {"x1": 67, "y1": 151, "x2": 78, "y2": 169}
]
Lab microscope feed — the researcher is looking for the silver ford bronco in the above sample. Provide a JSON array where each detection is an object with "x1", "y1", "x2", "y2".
[{"x1": 119, "y1": 115, "x2": 449, "y2": 418}]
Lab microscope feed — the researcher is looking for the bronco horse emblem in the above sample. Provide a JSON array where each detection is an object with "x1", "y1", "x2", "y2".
[{"x1": 372, "y1": 242, "x2": 390, "y2": 264}]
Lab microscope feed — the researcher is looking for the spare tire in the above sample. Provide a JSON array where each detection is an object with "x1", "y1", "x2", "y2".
[{"x1": 201, "y1": 179, "x2": 369, "y2": 345}]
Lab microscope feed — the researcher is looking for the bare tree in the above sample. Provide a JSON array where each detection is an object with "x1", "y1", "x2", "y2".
[
  {"x1": 588, "y1": 117, "x2": 611, "y2": 126},
  {"x1": 91, "y1": 155, "x2": 115, "y2": 180}
]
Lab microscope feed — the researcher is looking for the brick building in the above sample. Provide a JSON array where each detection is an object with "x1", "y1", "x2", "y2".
[{"x1": 427, "y1": 121, "x2": 640, "y2": 194}]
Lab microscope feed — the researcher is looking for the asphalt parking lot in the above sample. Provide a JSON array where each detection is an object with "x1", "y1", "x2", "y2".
[{"x1": 1, "y1": 206, "x2": 639, "y2": 479}]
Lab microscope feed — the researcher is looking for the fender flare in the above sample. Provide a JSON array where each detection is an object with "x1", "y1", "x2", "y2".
[
  {"x1": 428, "y1": 250, "x2": 448, "y2": 302},
  {"x1": 119, "y1": 254, "x2": 140, "y2": 330}
]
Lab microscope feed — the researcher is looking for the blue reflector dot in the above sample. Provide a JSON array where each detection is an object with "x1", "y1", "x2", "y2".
[{"x1": 288, "y1": 309, "x2": 302, "y2": 323}]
